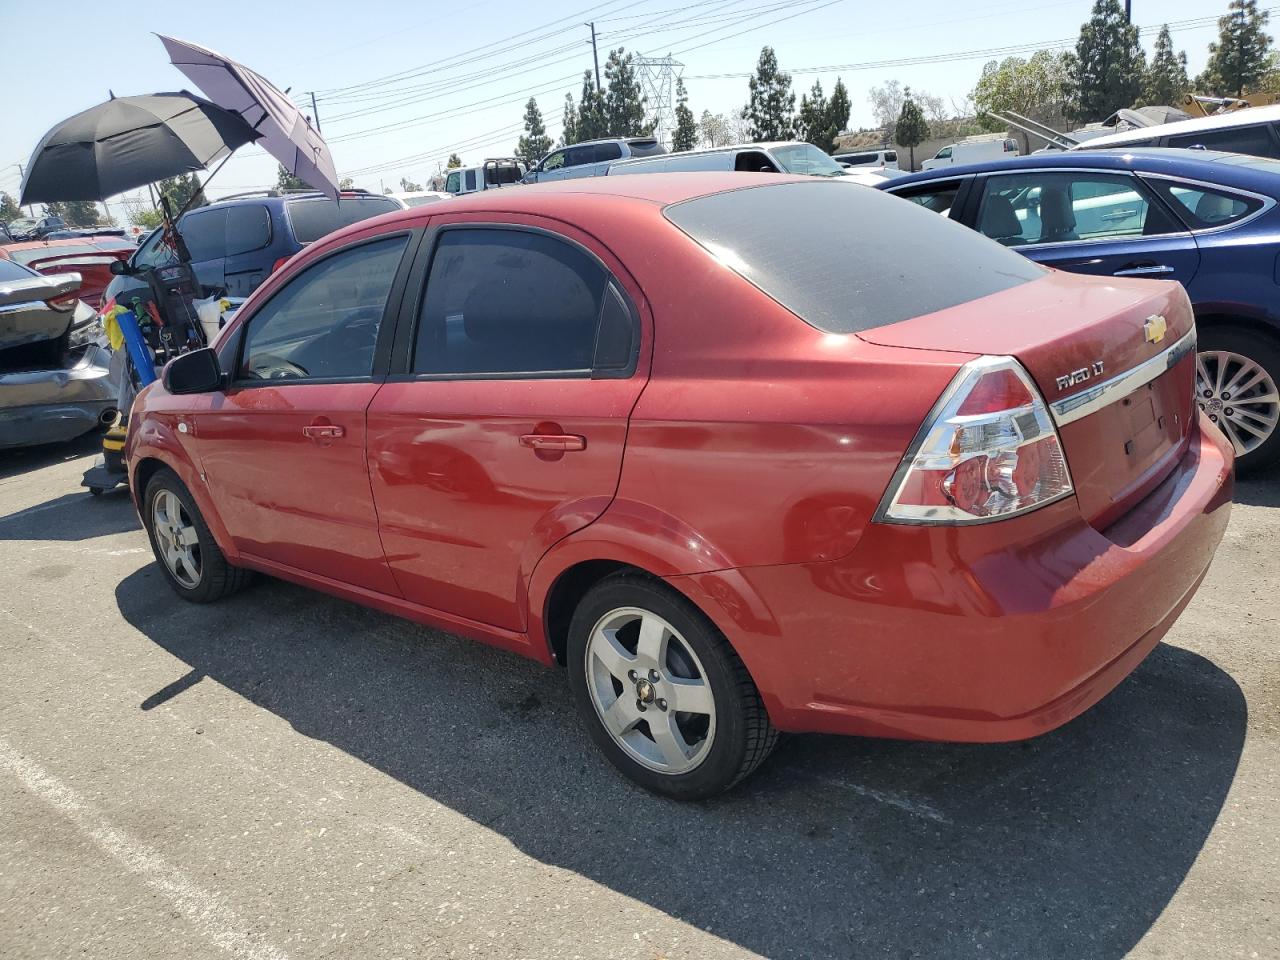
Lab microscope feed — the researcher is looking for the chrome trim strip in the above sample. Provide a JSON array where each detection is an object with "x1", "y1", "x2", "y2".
[{"x1": 1050, "y1": 327, "x2": 1197, "y2": 427}]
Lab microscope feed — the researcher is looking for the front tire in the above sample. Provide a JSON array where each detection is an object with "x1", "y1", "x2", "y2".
[
  {"x1": 143, "y1": 468, "x2": 252, "y2": 603},
  {"x1": 567, "y1": 575, "x2": 777, "y2": 799},
  {"x1": 1196, "y1": 328, "x2": 1280, "y2": 472}
]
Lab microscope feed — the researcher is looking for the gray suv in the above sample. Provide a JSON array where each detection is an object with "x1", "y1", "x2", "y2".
[{"x1": 522, "y1": 137, "x2": 665, "y2": 183}]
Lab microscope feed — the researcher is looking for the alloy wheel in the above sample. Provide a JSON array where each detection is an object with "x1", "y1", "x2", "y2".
[
  {"x1": 1196, "y1": 350, "x2": 1280, "y2": 457},
  {"x1": 583, "y1": 607, "x2": 716, "y2": 775},
  {"x1": 152, "y1": 489, "x2": 202, "y2": 589}
]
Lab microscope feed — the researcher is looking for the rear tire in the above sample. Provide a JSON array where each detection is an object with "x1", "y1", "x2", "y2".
[
  {"x1": 142, "y1": 468, "x2": 252, "y2": 603},
  {"x1": 567, "y1": 574, "x2": 778, "y2": 800},
  {"x1": 1196, "y1": 328, "x2": 1280, "y2": 473}
]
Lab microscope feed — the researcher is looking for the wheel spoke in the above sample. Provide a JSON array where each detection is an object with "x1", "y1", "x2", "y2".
[
  {"x1": 1224, "y1": 365, "x2": 1267, "y2": 398},
  {"x1": 1220, "y1": 417, "x2": 1247, "y2": 455},
  {"x1": 1196, "y1": 354, "x2": 1213, "y2": 394},
  {"x1": 1214, "y1": 353, "x2": 1228, "y2": 396},
  {"x1": 1230, "y1": 414, "x2": 1271, "y2": 440},
  {"x1": 666, "y1": 676, "x2": 714, "y2": 716},
  {"x1": 591, "y1": 627, "x2": 635, "y2": 681},
  {"x1": 650, "y1": 712, "x2": 692, "y2": 768},
  {"x1": 176, "y1": 523, "x2": 198, "y2": 544},
  {"x1": 601, "y1": 696, "x2": 640, "y2": 737},
  {"x1": 635, "y1": 615, "x2": 667, "y2": 667}
]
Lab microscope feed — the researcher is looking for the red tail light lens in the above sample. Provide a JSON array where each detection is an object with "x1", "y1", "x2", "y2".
[
  {"x1": 877, "y1": 356, "x2": 1074, "y2": 524},
  {"x1": 44, "y1": 293, "x2": 79, "y2": 312},
  {"x1": 271, "y1": 256, "x2": 291, "y2": 273}
]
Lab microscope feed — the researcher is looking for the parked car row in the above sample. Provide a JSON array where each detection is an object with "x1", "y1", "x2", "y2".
[{"x1": 127, "y1": 172, "x2": 1232, "y2": 799}]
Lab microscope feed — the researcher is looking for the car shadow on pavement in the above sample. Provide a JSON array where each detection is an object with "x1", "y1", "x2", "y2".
[
  {"x1": 115, "y1": 568, "x2": 1247, "y2": 960},
  {"x1": 0, "y1": 487, "x2": 139, "y2": 541},
  {"x1": 1235, "y1": 460, "x2": 1280, "y2": 507},
  {"x1": 0, "y1": 431, "x2": 104, "y2": 481}
]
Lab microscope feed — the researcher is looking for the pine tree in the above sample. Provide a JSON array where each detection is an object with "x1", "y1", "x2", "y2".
[
  {"x1": 1200, "y1": 0, "x2": 1274, "y2": 96},
  {"x1": 825, "y1": 78, "x2": 851, "y2": 153},
  {"x1": 895, "y1": 88, "x2": 930, "y2": 171},
  {"x1": 1142, "y1": 25, "x2": 1190, "y2": 104},
  {"x1": 158, "y1": 173, "x2": 205, "y2": 211},
  {"x1": 0, "y1": 192, "x2": 20, "y2": 224},
  {"x1": 446, "y1": 154, "x2": 462, "y2": 168},
  {"x1": 604, "y1": 49, "x2": 651, "y2": 137},
  {"x1": 275, "y1": 165, "x2": 307, "y2": 192},
  {"x1": 797, "y1": 80, "x2": 828, "y2": 148},
  {"x1": 576, "y1": 71, "x2": 608, "y2": 141},
  {"x1": 742, "y1": 46, "x2": 795, "y2": 141},
  {"x1": 516, "y1": 97, "x2": 554, "y2": 167},
  {"x1": 672, "y1": 77, "x2": 698, "y2": 151},
  {"x1": 61, "y1": 199, "x2": 103, "y2": 227},
  {"x1": 1069, "y1": 0, "x2": 1146, "y2": 121},
  {"x1": 561, "y1": 91, "x2": 579, "y2": 146}
]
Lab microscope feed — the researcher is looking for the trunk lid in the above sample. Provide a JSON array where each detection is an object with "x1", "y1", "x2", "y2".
[{"x1": 859, "y1": 272, "x2": 1197, "y2": 528}]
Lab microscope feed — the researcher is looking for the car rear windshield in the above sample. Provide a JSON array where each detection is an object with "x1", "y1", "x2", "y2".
[
  {"x1": 0, "y1": 259, "x2": 36, "y2": 282},
  {"x1": 663, "y1": 181, "x2": 1046, "y2": 334},
  {"x1": 285, "y1": 196, "x2": 401, "y2": 244}
]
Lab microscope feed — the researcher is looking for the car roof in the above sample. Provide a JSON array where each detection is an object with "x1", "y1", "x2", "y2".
[
  {"x1": 884, "y1": 148, "x2": 1280, "y2": 190},
  {"x1": 1073, "y1": 103, "x2": 1280, "y2": 148}
]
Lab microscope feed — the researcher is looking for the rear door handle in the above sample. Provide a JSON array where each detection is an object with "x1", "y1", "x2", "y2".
[
  {"x1": 1113, "y1": 263, "x2": 1176, "y2": 277},
  {"x1": 303, "y1": 424, "x2": 345, "y2": 439},
  {"x1": 519, "y1": 433, "x2": 586, "y2": 452}
]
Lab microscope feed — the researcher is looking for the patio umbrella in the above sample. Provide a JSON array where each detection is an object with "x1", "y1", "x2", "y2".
[
  {"x1": 158, "y1": 34, "x2": 339, "y2": 200},
  {"x1": 19, "y1": 92, "x2": 259, "y2": 205}
]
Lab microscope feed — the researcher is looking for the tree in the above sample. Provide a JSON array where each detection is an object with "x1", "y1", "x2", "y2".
[
  {"x1": 1199, "y1": 0, "x2": 1274, "y2": 97},
  {"x1": 561, "y1": 91, "x2": 579, "y2": 146},
  {"x1": 516, "y1": 97, "x2": 554, "y2": 167},
  {"x1": 0, "y1": 192, "x2": 20, "y2": 223},
  {"x1": 604, "y1": 49, "x2": 651, "y2": 136},
  {"x1": 826, "y1": 78, "x2": 851, "y2": 150},
  {"x1": 276, "y1": 165, "x2": 307, "y2": 191},
  {"x1": 868, "y1": 80, "x2": 906, "y2": 142},
  {"x1": 972, "y1": 50, "x2": 1074, "y2": 149},
  {"x1": 1142, "y1": 25, "x2": 1191, "y2": 105},
  {"x1": 446, "y1": 154, "x2": 462, "y2": 168},
  {"x1": 1068, "y1": 0, "x2": 1146, "y2": 122},
  {"x1": 154, "y1": 173, "x2": 204, "y2": 214},
  {"x1": 896, "y1": 88, "x2": 930, "y2": 170},
  {"x1": 797, "y1": 80, "x2": 828, "y2": 149},
  {"x1": 742, "y1": 46, "x2": 794, "y2": 141},
  {"x1": 575, "y1": 70, "x2": 609, "y2": 141},
  {"x1": 133, "y1": 208, "x2": 164, "y2": 230},
  {"x1": 699, "y1": 110, "x2": 732, "y2": 147},
  {"x1": 399, "y1": 177, "x2": 422, "y2": 192},
  {"x1": 339, "y1": 177, "x2": 354, "y2": 190},
  {"x1": 61, "y1": 200, "x2": 104, "y2": 227},
  {"x1": 672, "y1": 77, "x2": 698, "y2": 151}
]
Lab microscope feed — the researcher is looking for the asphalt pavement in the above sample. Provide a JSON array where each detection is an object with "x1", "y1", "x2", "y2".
[{"x1": 0, "y1": 433, "x2": 1276, "y2": 960}]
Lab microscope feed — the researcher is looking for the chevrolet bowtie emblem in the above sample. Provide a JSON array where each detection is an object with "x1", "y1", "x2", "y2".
[{"x1": 1144, "y1": 315, "x2": 1167, "y2": 344}]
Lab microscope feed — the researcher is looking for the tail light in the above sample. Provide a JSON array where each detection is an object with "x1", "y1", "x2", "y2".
[
  {"x1": 271, "y1": 256, "x2": 291, "y2": 273},
  {"x1": 45, "y1": 292, "x2": 79, "y2": 312},
  {"x1": 876, "y1": 356, "x2": 1074, "y2": 524}
]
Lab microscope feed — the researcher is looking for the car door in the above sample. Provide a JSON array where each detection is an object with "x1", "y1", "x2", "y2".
[
  {"x1": 366, "y1": 217, "x2": 650, "y2": 631},
  {"x1": 221, "y1": 203, "x2": 273, "y2": 296},
  {"x1": 968, "y1": 169, "x2": 1201, "y2": 284},
  {"x1": 190, "y1": 231, "x2": 416, "y2": 593}
]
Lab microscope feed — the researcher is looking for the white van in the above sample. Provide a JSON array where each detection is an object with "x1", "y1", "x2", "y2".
[
  {"x1": 921, "y1": 137, "x2": 1019, "y2": 171},
  {"x1": 608, "y1": 141, "x2": 853, "y2": 178},
  {"x1": 834, "y1": 149, "x2": 899, "y2": 170}
]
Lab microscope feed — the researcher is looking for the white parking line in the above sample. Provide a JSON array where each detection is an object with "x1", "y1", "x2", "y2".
[{"x1": 0, "y1": 739, "x2": 292, "y2": 960}]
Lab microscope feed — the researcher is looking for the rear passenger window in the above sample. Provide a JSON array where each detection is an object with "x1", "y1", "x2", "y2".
[
  {"x1": 225, "y1": 205, "x2": 271, "y2": 256},
  {"x1": 1147, "y1": 179, "x2": 1265, "y2": 228},
  {"x1": 891, "y1": 180, "x2": 962, "y2": 217},
  {"x1": 464, "y1": 169, "x2": 477, "y2": 191},
  {"x1": 976, "y1": 171, "x2": 1177, "y2": 246},
  {"x1": 413, "y1": 229, "x2": 632, "y2": 377},
  {"x1": 594, "y1": 143, "x2": 623, "y2": 163},
  {"x1": 179, "y1": 209, "x2": 227, "y2": 262}
]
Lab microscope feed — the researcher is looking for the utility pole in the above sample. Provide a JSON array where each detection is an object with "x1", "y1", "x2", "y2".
[
  {"x1": 587, "y1": 22, "x2": 601, "y2": 94},
  {"x1": 309, "y1": 91, "x2": 322, "y2": 133},
  {"x1": 1124, "y1": 0, "x2": 1131, "y2": 22}
]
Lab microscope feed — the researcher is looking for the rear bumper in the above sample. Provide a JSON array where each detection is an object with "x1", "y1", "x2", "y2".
[
  {"x1": 673, "y1": 415, "x2": 1234, "y2": 741},
  {"x1": 0, "y1": 344, "x2": 118, "y2": 449}
]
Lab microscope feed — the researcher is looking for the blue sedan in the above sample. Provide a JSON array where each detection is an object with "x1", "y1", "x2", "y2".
[{"x1": 879, "y1": 149, "x2": 1280, "y2": 470}]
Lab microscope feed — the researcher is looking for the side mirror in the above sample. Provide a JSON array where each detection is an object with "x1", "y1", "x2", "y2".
[
  {"x1": 163, "y1": 348, "x2": 224, "y2": 395},
  {"x1": 109, "y1": 259, "x2": 131, "y2": 276}
]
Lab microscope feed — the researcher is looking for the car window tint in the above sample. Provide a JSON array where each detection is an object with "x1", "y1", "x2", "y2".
[
  {"x1": 594, "y1": 142, "x2": 623, "y2": 162},
  {"x1": 885, "y1": 151, "x2": 897, "y2": 162},
  {"x1": 464, "y1": 169, "x2": 477, "y2": 191},
  {"x1": 225, "y1": 204, "x2": 271, "y2": 256},
  {"x1": 0, "y1": 258, "x2": 36, "y2": 282},
  {"x1": 238, "y1": 236, "x2": 407, "y2": 382},
  {"x1": 665, "y1": 180, "x2": 1044, "y2": 335},
  {"x1": 179, "y1": 209, "x2": 228, "y2": 261},
  {"x1": 1147, "y1": 179, "x2": 1264, "y2": 229},
  {"x1": 285, "y1": 196, "x2": 401, "y2": 244},
  {"x1": 133, "y1": 228, "x2": 180, "y2": 269},
  {"x1": 977, "y1": 171, "x2": 1175, "y2": 246},
  {"x1": 444, "y1": 171, "x2": 461, "y2": 192},
  {"x1": 413, "y1": 229, "x2": 608, "y2": 376},
  {"x1": 892, "y1": 180, "x2": 962, "y2": 216},
  {"x1": 542, "y1": 151, "x2": 566, "y2": 171},
  {"x1": 1167, "y1": 124, "x2": 1280, "y2": 158}
]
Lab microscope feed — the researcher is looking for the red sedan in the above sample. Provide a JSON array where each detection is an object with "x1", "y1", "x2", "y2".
[
  {"x1": 0, "y1": 237, "x2": 135, "y2": 308},
  {"x1": 124, "y1": 174, "x2": 1233, "y2": 798}
]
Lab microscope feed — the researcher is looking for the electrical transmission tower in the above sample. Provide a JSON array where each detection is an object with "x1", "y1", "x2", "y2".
[{"x1": 634, "y1": 56, "x2": 683, "y2": 148}]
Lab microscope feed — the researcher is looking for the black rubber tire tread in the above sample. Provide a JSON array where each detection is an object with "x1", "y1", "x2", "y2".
[
  {"x1": 142, "y1": 467, "x2": 254, "y2": 603},
  {"x1": 566, "y1": 573, "x2": 778, "y2": 799},
  {"x1": 1198, "y1": 326, "x2": 1280, "y2": 473}
]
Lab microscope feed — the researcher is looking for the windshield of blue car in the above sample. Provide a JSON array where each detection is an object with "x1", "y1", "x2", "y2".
[{"x1": 772, "y1": 144, "x2": 847, "y2": 177}]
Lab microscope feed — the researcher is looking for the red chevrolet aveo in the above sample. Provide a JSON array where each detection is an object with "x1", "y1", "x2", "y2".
[{"x1": 126, "y1": 174, "x2": 1233, "y2": 798}]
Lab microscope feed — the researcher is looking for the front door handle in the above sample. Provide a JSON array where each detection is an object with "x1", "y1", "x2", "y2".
[
  {"x1": 1113, "y1": 262, "x2": 1176, "y2": 277},
  {"x1": 303, "y1": 424, "x2": 345, "y2": 439},
  {"x1": 519, "y1": 433, "x2": 586, "y2": 452}
]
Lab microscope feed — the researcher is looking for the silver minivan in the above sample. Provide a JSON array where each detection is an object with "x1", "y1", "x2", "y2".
[
  {"x1": 608, "y1": 141, "x2": 851, "y2": 178},
  {"x1": 523, "y1": 137, "x2": 666, "y2": 183}
]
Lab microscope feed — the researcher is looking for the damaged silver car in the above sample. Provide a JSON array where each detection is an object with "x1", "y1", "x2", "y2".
[{"x1": 0, "y1": 258, "x2": 118, "y2": 449}]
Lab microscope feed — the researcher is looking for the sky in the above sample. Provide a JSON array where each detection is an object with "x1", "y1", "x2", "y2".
[{"x1": 0, "y1": 0, "x2": 1246, "y2": 225}]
